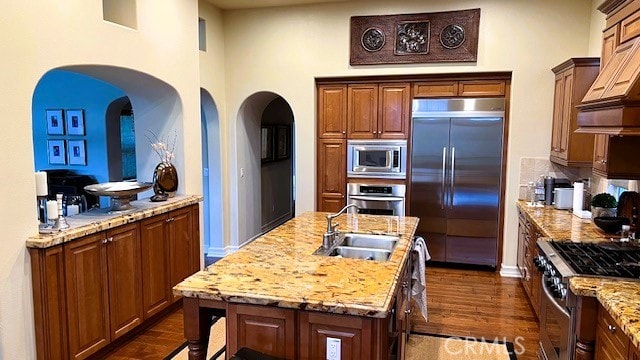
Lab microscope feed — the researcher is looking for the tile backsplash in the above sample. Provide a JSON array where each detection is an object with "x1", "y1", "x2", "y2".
[{"x1": 518, "y1": 157, "x2": 640, "y2": 200}]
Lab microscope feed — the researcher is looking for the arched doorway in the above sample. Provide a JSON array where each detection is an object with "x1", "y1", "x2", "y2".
[
  {"x1": 200, "y1": 89, "x2": 224, "y2": 261},
  {"x1": 235, "y1": 92, "x2": 295, "y2": 244}
]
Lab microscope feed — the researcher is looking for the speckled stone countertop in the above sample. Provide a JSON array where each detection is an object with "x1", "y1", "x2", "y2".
[
  {"x1": 516, "y1": 202, "x2": 640, "y2": 350},
  {"x1": 570, "y1": 277, "x2": 640, "y2": 350},
  {"x1": 516, "y1": 200, "x2": 612, "y2": 240},
  {"x1": 173, "y1": 212, "x2": 419, "y2": 318},
  {"x1": 26, "y1": 195, "x2": 203, "y2": 248}
]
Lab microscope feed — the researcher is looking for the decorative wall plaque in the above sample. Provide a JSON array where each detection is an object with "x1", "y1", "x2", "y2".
[{"x1": 350, "y1": 9, "x2": 480, "y2": 65}]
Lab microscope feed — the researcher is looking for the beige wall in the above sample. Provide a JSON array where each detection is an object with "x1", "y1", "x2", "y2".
[
  {"x1": 0, "y1": 1, "x2": 203, "y2": 357},
  {"x1": 589, "y1": 0, "x2": 607, "y2": 56},
  {"x1": 221, "y1": 0, "x2": 595, "y2": 268}
]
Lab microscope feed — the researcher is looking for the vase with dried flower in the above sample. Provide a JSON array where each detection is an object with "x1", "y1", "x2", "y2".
[{"x1": 147, "y1": 130, "x2": 178, "y2": 202}]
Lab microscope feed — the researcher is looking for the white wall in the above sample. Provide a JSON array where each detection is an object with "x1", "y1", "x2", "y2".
[
  {"x1": 0, "y1": 1, "x2": 201, "y2": 357},
  {"x1": 221, "y1": 0, "x2": 595, "y2": 267}
]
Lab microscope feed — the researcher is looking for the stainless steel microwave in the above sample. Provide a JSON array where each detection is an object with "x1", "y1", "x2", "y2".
[{"x1": 347, "y1": 140, "x2": 407, "y2": 179}]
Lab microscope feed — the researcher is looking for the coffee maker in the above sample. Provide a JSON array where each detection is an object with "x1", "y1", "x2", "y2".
[{"x1": 544, "y1": 177, "x2": 572, "y2": 205}]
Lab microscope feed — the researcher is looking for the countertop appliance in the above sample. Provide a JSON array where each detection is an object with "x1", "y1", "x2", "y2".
[
  {"x1": 347, "y1": 140, "x2": 407, "y2": 179},
  {"x1": 553, "y1": 188, "x2": 574, "y2": 210},
  {"x1": 346, "y1": 183, "x2": 405, "y2": 216},
  {"x1": 410, "y1": 98, "x2": 505, "y2": 267},
  {"x1": 535, "y1": 240, "x2": 640, "y2": 360}
]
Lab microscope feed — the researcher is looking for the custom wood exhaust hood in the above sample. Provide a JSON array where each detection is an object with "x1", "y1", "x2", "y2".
[{"x1": 577, "y1": 36, "x2": 640, "y2": 135}]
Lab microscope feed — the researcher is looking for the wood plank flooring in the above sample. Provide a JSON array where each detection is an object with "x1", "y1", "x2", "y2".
[{"x1": 103, "y1": 266, "x2": 539, "y2": 359}]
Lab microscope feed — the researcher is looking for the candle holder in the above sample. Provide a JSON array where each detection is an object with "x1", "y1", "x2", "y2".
[
  {"x1": 37, "y1": 195, "x2": 52, "y2": 234},
  {"x1": 53, "y1": 194, "x2": 70, "y2": 230}
]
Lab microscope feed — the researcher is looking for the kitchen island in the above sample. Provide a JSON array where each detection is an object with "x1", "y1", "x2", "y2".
[{"x1": 173, "y1": 212, "x2": 419, "y2": 359}]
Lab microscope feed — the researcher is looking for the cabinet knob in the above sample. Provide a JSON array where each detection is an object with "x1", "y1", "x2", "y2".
[
  {"x1": 102, "y1": 238, "x2": 108, "y2": 244},
  {"x1": 108, "y1": 237, "x2": 113, "y2": 242},
  {"x1": 602, "y1": 160, "x2": 607, "y2": 164},
  {"x1": 402, "y1": 281, "x2": 408, "y2": 288},
  {"x1": 342, "y1": 131, "x2": 346, "y2": 134},
  {"x1": 405, "y1": 309, "x2": 411, "y2": 315},
  {"x1": 166, "y1": 217, "x2": 175, "y2": 223},
  {"x1": 608, "y1": 324, "x2": 616, "y2": 333}
]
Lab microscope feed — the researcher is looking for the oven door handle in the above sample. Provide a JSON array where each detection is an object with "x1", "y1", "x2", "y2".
[
  {"x1": 541, "y1": 274, "x2": 570, "y2": 318},
  {"x1": 349, "y1": 195, "x2": 404, "y2": 202}
]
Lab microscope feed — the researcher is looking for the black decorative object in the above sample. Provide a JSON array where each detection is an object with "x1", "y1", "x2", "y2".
[
  {"x1": 361, "y1": 28, "x2": 385, "y2": 52},
  {"x1": 152, "y1": 162, "x2": 178, "y2": 201},
  {"x1": 440, "y1": 24, "x2": 465, "y2": 49},
  {"x1": 395, "y1": 21, "x2": 429, "y2": 55},
  {"x1": 593, "y1": 216, "x2": 630, "y2": 234}
]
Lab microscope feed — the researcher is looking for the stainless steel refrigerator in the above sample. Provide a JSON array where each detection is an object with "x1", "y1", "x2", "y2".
[{"x1": 410, "y1": 98, "x2": 505, "y2": 267}]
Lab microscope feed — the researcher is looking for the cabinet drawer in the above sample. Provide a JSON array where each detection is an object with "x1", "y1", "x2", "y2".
[
  {"x1": 598, "y1": 307, "x2": 629, "y2": 355},
  {"x1": 413, "y1": 81, "x2": 458, "y2": 97}
]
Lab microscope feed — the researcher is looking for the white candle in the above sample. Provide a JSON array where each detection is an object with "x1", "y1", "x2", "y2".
[
  {"x1": 35, "y1": 172, "x2": 48, "y2": 196},
  {"x1": 66, "y1": 204, "x2": 79, "y2": 216},
  {"x1": 46, "y1": 200, "x2": 58, "y2": 219}
]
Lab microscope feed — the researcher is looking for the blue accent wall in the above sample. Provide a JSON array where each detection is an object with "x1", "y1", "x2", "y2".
[{"x1": 32, "y1": 70, "x2": 126, "y2": 183}]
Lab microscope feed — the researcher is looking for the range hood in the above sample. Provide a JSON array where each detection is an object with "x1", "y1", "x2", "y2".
[{"x1": 577, "y1": 36, "x2": 640, "y2": 135}]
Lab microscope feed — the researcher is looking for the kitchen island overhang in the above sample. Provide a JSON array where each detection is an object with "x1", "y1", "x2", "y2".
[{"x1": 174, "y1": 212, "x2": 419, "y2": 359}]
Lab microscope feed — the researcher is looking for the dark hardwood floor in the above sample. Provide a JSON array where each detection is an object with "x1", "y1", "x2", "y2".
[{"x1": 104, "y1": 267, "x2": 539, "y2": 359}]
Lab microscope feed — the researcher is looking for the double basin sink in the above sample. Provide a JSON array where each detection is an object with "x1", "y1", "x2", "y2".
[{"x1": 315, "y1": 233, "x2": 399, "y2": 261}]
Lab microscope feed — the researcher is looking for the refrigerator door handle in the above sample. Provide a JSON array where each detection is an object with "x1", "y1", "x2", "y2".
[
  {"x1": 450, "y1": 147, "x2": 455, "y2": 209},
  {"x1": 441, "y1": 146, "x2": 447, "y2": 210}
]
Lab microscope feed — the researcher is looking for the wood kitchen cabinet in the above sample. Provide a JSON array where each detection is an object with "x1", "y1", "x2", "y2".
[
  {"x1": 65, "y1": 223, "x2": 142, "y2": 359},
  {"x1": 347, "y1": 83, "x2": 410, "y2": 140},
  {"x1": 549, "y1": 58, "x2": 599, "y2": 167},
  {"x1": 318, "y1": 84, "x2": 347, "y2": 139},
  {"x1": 592, "y1": 134, "x2": 640, "y2": 179},
  {"x1": 413, "y1": 80, "x2": 505, "y2": 98},
  {"x1": 299, "y1": 311, "x2": 373, "y2": 360},
  {"x1": 227, "y1": 304, "x2": 297, "y2": 359},
  {"x1": 602, "y1": 25, "x2": 620, "y2": 69},
  {"x1": 595, "y1": 303, "x2": 631, "y2": 360},
  {"x1": 517, "y1": 207, "x2": 541, "y2": 318},
  {"x1": 30, "y1": 203, "x2": 201, "y2": 360},
  {"x1": 317, "y1": 138, "x2": 346, "y2": 212}
]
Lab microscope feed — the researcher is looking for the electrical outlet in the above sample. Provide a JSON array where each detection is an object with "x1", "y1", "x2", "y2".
[
  {"x1": 326, "y1": 337, "x2": 341, "y2": 360},
  {"x1": 240, "y1": 168, "x2": 245, "y2": 178}
]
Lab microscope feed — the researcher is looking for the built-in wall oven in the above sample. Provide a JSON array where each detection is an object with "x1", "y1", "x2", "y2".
[
  {"x1": 347, "y1": 140, "x2": 407, "y2": 179},
  {"x1": 346, "y1": 183, "x2": 406, "y2": 216}
]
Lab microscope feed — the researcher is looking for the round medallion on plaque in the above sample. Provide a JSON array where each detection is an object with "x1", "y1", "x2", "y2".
[
  {"x1": 361, "y1": 27, "x2": 385, "y2": 52},
  {"x1": 440, "y1": 24, "x2": 465, "y2": 49}
]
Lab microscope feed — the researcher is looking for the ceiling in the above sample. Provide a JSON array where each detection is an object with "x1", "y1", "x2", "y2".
[{"x1": 205, "y1": 0, "x2": 351, "y2": 10}]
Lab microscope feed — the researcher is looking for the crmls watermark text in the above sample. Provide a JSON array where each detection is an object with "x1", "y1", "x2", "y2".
[{"x1": 443, "y1": 336, "x2": 526, "y2": 355}]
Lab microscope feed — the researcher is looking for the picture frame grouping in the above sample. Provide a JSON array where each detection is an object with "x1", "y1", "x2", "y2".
[{"x1": 45, "y1": 109, "x2": 87, "y2": 166}]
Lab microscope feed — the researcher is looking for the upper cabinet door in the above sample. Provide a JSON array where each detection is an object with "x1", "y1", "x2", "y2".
[
  {"x1": 550, "y1": 73, "x2": 565, "y2": 158},
  {"x1": 318, "y1": 85, "x2": 347, "y2": 138},
  {"x1": 559, "y1": 71, "x2": 574, "y2": 156},
  {"x1": 347, "y1": 84, "x2": 379, "y2": 139},
  {"x1": 602, "y1": 25, "x2": 620, "y2": 69},
  {"x1": 378, "y1": 83, "x2": 410, "y2": 139}
]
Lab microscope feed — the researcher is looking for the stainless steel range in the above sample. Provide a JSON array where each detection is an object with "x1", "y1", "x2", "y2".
[{"x1": 535, "y1": 240, "x2": 640, "y2": 360}]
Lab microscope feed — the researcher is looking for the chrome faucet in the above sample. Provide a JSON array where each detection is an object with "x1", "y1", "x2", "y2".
[{"x1": 323, "y1": 204, "x2": 360, "y2": 249}]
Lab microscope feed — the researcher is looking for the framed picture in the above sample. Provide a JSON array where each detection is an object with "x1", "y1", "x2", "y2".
[
  {"x1": 67, "y1": 140, "x2": 87, "y2": 165},
  {"x1": 65, "y1": 109, "x2": 85, "y2": 135},
  {"x1": 276, "y1": 125, "x2": 290, "y2": 160},
  {"x1": 261, "y1": 126, "x2": 274, "y2": 163},
  {"x1": 47, "y1": 140, "x2": 66, "y2": 165},
  {"x1": 46, "y1": 109, "x2": 64, "y2": 135}
]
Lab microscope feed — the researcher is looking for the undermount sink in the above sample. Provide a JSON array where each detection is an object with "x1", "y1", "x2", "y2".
[
  {"x1": 330, "y1": 246, "x2": 392, "y2": 261},
  {"x1": 314, "y1": 233, "x2": 399, "y2": 261},
  {"x1": 340, "y1": 233, "x2": 398, "y2": 251}
]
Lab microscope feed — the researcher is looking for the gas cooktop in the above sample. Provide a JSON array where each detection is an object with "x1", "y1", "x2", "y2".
[{"x1": 550, "y1": 241, "x2": 640, "y2": 279}]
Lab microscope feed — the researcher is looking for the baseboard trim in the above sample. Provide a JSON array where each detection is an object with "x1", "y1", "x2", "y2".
[
  {"x1": 500, "y1": 264, "x2": 522, "y2": 278},
  {"x1": 206, "y1": 234, "x2": 261, "y2": 257}
]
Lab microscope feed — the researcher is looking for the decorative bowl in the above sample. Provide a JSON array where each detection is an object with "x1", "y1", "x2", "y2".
[
  {"x1": 84, "y1": 181, "x2": 153, "y2": 211},
  {"x1": 593, "y1": 216, "x2": 630, "y2": 234}
]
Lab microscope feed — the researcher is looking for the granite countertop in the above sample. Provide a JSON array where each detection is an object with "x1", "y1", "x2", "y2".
[
  {"x1": 26, "y1": 195, "x2": 203, "y2": 249},
  {"x1": 517, "y1": 201, "x2": 639, "y2": 350},
  {"x1": 516, "y1": 200, "x2": 611, "y2": 240},
  {"x1": 570, "y1": 277, "x2": 640, "y2": 350},
  {"x1": 173, "y1": 212, "x2": 419, "y2": 318}
]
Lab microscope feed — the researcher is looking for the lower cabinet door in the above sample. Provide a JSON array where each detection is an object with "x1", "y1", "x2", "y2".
[
  {"x1": 140, "y1": 214, "x2": 171, "y2": 318},
  {"x1": 227, "y1": 304, "x2": 296, "y2": 359},
  {"x1": 169, "y1": 207, "x2": 195, "y2": 300},
  {"x1": 65, "y1": 232, "x2": 110, "y2": 360},
  {"x1": 298, "y1": 311, "x2": 373, "y2": 360},
  {"x1": 106, "y1": 223, "x2": 143, "y2": 340}
]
